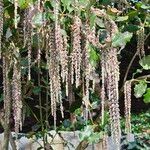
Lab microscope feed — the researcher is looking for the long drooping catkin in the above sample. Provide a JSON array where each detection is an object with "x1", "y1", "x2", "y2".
[
  {"x1": 48, "y1": 24, "x2": 58, "y2": 128},
  {"x1": 106, "y1": 48, "x2": 121, "y2": 149},
  {"x1": 3, "y1": 56, "x2": 12, "y2": 149},
  {"x1": 62, "y1": 35, "x2": 69, "y2": 96},
  {"x1": 23, "y1": 10, "x2": 28, "y2": 47},
  {"x1": 137, "y1": 27, "x2": 145, "y2": 57},
  {"x1": 91, "y1": 7, "x2": 121, "y2": 147},
  {"x1": 101, "y1": 51, "x2": 107, "y2": 126},
  {"x1": 12, "y1": 57, "x2": 22, "y2": 134},
  {"x1": 124, "y1": 80, "x2": 132, "y2": 134},
  {"x1": 81, "y1": 23, "x2": 91, "y2": 122},
  {"x1": 71, "y1": 16, "x2": 82, "y2": 88},
  {"x1": 25, "y1": 8, "x2": 32, "y2": 80},
  {"x1": 47, "y1": 22, "x2": 64, "y2": 128},
  {"x1": 0, "y1": 0, "x2": 3, "y2": 58},
  {"x1": 86, "y1": 23, "x2": 104, "y2": 49},
  {"x1": 14, "y1": 0, "x2": 18, "y2": 28},
  {"x1": 54, "y1": 1, "x2": 64, "y2": 119}
]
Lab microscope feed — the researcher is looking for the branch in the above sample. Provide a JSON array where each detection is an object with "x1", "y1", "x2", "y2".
[
  {"x1": 123, "y1": 31, "x2": 150, "y2": 85},
  {"x1": 120, "y1": 74, "x2": 150, "y2": 95}
]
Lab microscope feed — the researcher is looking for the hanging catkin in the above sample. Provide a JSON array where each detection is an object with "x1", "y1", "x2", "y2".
[
  {"x1": 25, "y1": 8, "x2": 32, "y2": 80},
  {"x1": 86, "y1": 23, "x2": 104, "y2": 49},
  {"x1": 102, "y1": 134, "x2": 108, "y2": 150},
  {"x1": 37, "y1": 32, "x2": 41, "y2": 65},
  {"x1": 87, "y1": 24, "x2": 96, "y2": 47},
  {"x1": 48, "y1": 25, "x2": 57, "y2": 129},
  {"x1": 54, "y1": 0, "x2": 64, "y2": 119},
  {"x1": 23, "y1": 10, "x2": 28, "y2": 47},
  {"x1": 47, "y1": 24, "x2": 63, "y2": 129},
  {"x1": 81, "y1": 23, "x2": 91, "y2": 122},
  {"x1": 37, "y1": 0, "x2": 40, "y2": 10},
  {"x1": 0, "y1": 0, "x2": 3, "y2": 58},
  {"x1": 12, "y1": 49, "x2": 22, "y2": 134},
  {"x1": 27, "y1": 34, "x2": 32, "y2": 81},
  {"x1": 84, "y1": 23, "x2": 98, "y2": 90},
  {"x1": 84, "y1": 36, "x2": 90, "y2": 107},
  {"x1": 105, "y1": 48, "x2": 121, "y2": 149},
  {"x1": 3, "y1": 56, "x2": 12, "y2": 149},
  {"x1": 124, "y1": 80, "x2": 131, "y2": 134},
  {"x1": 101, "y1": 51, "x2": 107, "y2": 126},
  {"x1": 71, "y1": 16, "x2": 82, "y2": 88},
  {"x1": 62, "y1": 35, "x2": 69, "y2": 96},
  {"x1": 55, "y1": 20, "x2": 68, "y2": 85},
  {"x1": 137, "y1": 27, "x2": 145, "y2": 57},
  {"x1": 14, "y1": 0, "x2": 18, "y2": 28},
  {"x1": 90, "y1": 9, "x2": 121, "y2": 145}
]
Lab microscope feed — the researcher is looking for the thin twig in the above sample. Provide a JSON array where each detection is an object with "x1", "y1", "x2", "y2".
[
  {"x1": 123, "y1": 31, "x2": 150, "y2": 85},
  {"x1": 120, "y1": 74, "x2": 150, "y2": 95},
  {"x1": 123, "y1": 49, "x2": 140, "y2": 84}
]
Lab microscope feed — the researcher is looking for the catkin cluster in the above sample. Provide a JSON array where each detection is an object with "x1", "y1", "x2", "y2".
[
  {"x1": 91, "y1": 6, "x2": 121, "y2": 148},
  {"x1": 101, "y1": 48, "x2": 121, "y2": 149},
  {"x1": 47, "y1": 24, "x2": 64, "y2": 128},
  {"x1": 55, "y1": 23, "x2": 68, "y2": 92},
  {"x1": 1, "y1": 4, "x2": 127, "y2": 148}
]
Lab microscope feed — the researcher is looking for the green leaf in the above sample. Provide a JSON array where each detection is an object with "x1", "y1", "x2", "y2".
[
  {"x1": 96, "y1": 18, "x2": 105, "y2": 28},
  {"x1": 116, "y1": 16, "x2": 128, "y2": 22},
  {"x1": 134, "y1": 80, "x2": 147, "y2": 98},
  {"x1": 61, "y1": 0, "x2": 73, "y2": 12},
  {"x1": 0, "y1": 94, "x2": 3, "y2": 102},
  {"x1": 33, "y1": 86, "x2": 41, "y2": 95},
  {"x1": 90, "y1": 14, "x2": 96, "y2": 28},
  {"x1": 32, "y1": 12, "x2": 46, "y2": 28},
  {"x1": 5, "y1": 28, "x2": 12, "y2": 40},
  {"x1": 143, "y1": 88, "x2": 150, "y2": 103},
  {"x1": 89, "y1": 46, "x2": 99, "y2": 67},
  {"x1": 79, "y1": 125, "x2": 93, "y2": 141},
  {"x1": 128, "y1": 10, "x2": 138, "y2": 21},
  {"x1": 61, "y1": 0, "x2": 71, "y2": 7},
  {"x1": 139, "y1": 55, "x2": 150, "y2": 70},
  {"x1": 140, "y1": 4, "x2": 150, "y2": 10},
  {"x1": 123, "y1": 24, "x2": 141, "y2": 32},
  {"x1": 132, "y1": 69, "x2": 143, "y2": 78},
  {"x1": 88, "y1": 132, "x2": 102, "y2": 143},
  {"x1": 63, "y1": 119, "x2": 71, "y2": 128},
  {"x1": 18, "y1": 0, "x2": 31, "y2": 9},
  {"x1": 112, "y1": 32, "x2": 133, "y2": 47}
]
